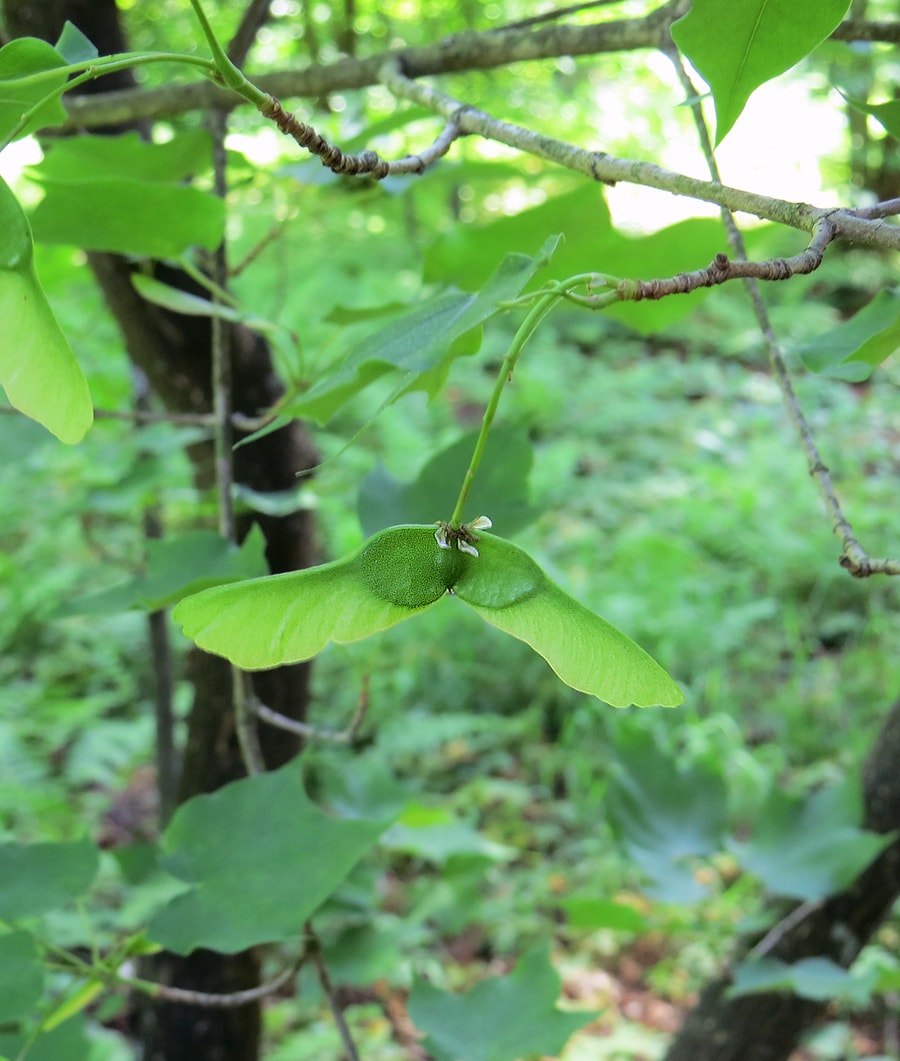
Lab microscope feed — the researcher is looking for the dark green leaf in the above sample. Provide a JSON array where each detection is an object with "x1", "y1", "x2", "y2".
[
  {"x1": 0, "y1": 1016, "x2": 91, "y2": 1061},
  {"x1": 149, "y1": 763, "x2": 388, "y2": 954},
  {"x1": 730, "y1": 957, "x2": 858, "y2": 1002},
  {"x1": 0, "y1": 37, "x2": 68, "y2": 142},
  {"x1": 54, "y1": 22, "x2": 98, "y2": 64},
  {"x1": 0, "y1": 931, "x2": 43, "y2": 1022},
  {"x1": 795, "y1": 288, "x2": 900, "y2": 381},
  {"x1": 606, "y1": 730, "x2": 726, "y2": 901},
  {"x1": 729, "y1": 775, "x2": 890, "y2": 900},
  {"x1": 62, "y1": 527, "x2": 269, "y2": 616},
  {"x1": 358, "y1": 425, "x2": 539, "y2": 537},
  {"x1": 408, "y1": 945, "x2": 595, "y2": 1061},
  {"x1": 0, "y1": 837, "x2": 99, "y2": 918},
  {"x1": 672, "y1": 0, "x2": 852, "y2": 144}
]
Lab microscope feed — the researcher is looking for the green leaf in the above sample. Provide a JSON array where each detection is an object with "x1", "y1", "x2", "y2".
[
  {"x1": 0, "y1": 931, "x2": 43, "y2": 1022},
  {"x1": 287, "y1": 237, "x2": 559, "y2": 424},
  {"x1": 0, "y1": 37, "x2": 68, "y2": 142},
  {"x1": 840, "y1": 92, "x2": 900, "y2": 142},
  {"x1": 54, "y1": 22, "x2": 98, "y2": 64},
  {"x1": 174, "y1": 525, "x2": 682, "y2": 709},
  {"x1": 606, "y1": 729, "x2": 726, "y2": 901},
  {"x1": 0, "y1": 1016, "x2": 91, "y2": 1061},
  {"x1": 455, "y1": 534, "x2": 683, "y2": 708},
  {"x1": 0, "y1": 837, "x2": 99, "y2": 918},
  {"x1": 561, "y1": 897, "x2": 648, "y2": 933},
  {"x1": 62, "y1": 527, "x2": 270, "y2": 616},
  {"x1": 148, "y1": 763, "x2": 387, "y2": 954},
  {"x1": 28, "y1": 177, "x2": 224, "y2": 258},
  {"x1": 671, "y1": 0, "x2": 852, "y2": 144},
  {"x1": 795, "y1": 288, "x2": 900, "y2": 381},
  {"x1": 0, "y1": 176, "x2": 93, "y2": 443},
  {"x1": 729, "y1": 775, "x2": 891, "y2": 901},
  {"x1": 382, "y1": 803, "x2": 514, "y2": 865},
  {"x1": 730, "y1": 957, "x2": 857, "y2": 1002},
  {"x1": 35, "y1": 131, "x2": 213, "y2": 183},
  {"x1": 408, "y1": 945, "x2": 595, "y2": 1061},
  {"x1": 358, "y1": 425, "x2": 539, "y2": 538}
]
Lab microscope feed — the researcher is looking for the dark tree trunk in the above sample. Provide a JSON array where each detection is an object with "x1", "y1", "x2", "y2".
[
  {"x1": 664, "y1": 698, "x2": 900, "y2": 1061},
  {"x1": 2, "y1": 2, "x2": 318, "y2": 1058}
]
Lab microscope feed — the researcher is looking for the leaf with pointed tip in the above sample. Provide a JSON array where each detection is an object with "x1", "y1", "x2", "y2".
[
  {"x1": 672, "y1": 0, "x2": 851, "y2": 144},
  {"x1": 175, "y1": 525, "x2": 681, "y2": 709},
  {"x1": 0, "y1": 176, "x2": 92, "y2": 443},
  {"x1": 795, "y1": 288, "x2": 900, "y2": 382},
  {"x1": 455, "y1": 534, "x2": 682, "y2": 708}
]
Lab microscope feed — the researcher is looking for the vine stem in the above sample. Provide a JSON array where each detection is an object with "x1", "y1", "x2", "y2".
[{"x1": 449, "y1": 277, "x2": 616, "y2": 526}]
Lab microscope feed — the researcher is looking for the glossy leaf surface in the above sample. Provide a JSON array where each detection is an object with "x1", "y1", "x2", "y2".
[
  {"x1": 174, "y1": 525, "x2": 682, "y2": 708},
  {"x1": 0, "y1": 176, "x2": 92, "y2": 443},
  {"x1": 149, "y1": 764, "x2": 387, "y2": 954},
  {"x1": 672, "y1": 0, "x2": 851, "y2": 144},
  {"x1": 0, "y1": 37, "x2": 67, "y2": 143}
]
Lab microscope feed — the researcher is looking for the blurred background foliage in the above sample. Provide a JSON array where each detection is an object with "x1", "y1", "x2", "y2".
[{"x1": 1, "y1": 0, "x2": 899, "y2": 1057}]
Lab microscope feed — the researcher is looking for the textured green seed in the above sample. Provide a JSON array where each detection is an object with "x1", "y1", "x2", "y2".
[{"x1": 356, "y1": 525, "x2": 468, "y2": 608}]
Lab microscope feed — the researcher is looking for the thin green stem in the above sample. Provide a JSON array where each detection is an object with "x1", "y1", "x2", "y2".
[
  {"x1": 187, "y1": 0, "x2": 270, "y2": 105},
  {"x1": 450, "y1": 276, "x2": 619, "y2": 527}
]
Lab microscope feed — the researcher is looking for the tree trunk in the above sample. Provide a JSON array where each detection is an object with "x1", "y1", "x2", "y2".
[
  {"x1": 2, "y1": 3, "x2": 318, "y2": 1058},
  {"x1": 664, "y1": 699, "x2": 900, "y2": 1061}
]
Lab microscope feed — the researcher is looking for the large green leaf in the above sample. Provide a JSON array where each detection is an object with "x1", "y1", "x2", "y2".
[
  {"x1": 606, "y1": 729, "x2": 727, "y2": 901},
  {"x1": 0, "y1": 931, "x2": 43, "y2": 1022},
  {"x1": 28, "y1": 177, "x2": 224, "y2": 258},
  {"x1": 174, "y1": 525, "x2": 682, "y2": 709},
  {"x1": 729, "y1": 776, "x2": 891, "y2": 901},
  {"x1": 0, "y1": 837, "x2": 99, "y2": 918},
  {"x1": 357, "y1": 425, "x2": 539, "y2": 538},
  {"x1": 286, "y1": 237, "x2": 559, "y2": 424},
  {"x1": 408, "y1": 945, "x2": 595, "y2": 1061},
  {"x1": 0, "y1": 36, "x2": 68, "y2": 143},
  {"x1": 795, "y1": 288, "x2": 900, "y2": 381},
  {"x1": 149, "y1": 764, "x2": 387, "y2": 954},
  {"x1": 672, "y1": 0, "x2": 851, "y2": 144},
  {"x1": 34, "y1": 130, "x2": 213, "y2": 183},
  {"x1": 0, "y1": 176, "x2": 92, "y2": 443}
]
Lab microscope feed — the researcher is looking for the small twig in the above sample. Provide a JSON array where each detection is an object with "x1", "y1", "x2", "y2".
[
  {"x1": 235, "y1": 670, "x2": 266, "y2": 775},
  {"x1": 490, "y1": 0, "x2": 625, "y2": 33},
  {"x1": 126, "y1": 959, "x2": 297, "y2": 1007},
  {"x1": 670, "y1": 50, "x2": 899, "y2": 578},
  {"x1": 306, "y1": 922, "x2": 361, "y2": 1061},
  {"x1": 253, "y1": 675, "x2": 370, "y2": 743},
  {"x1": 259, "y1": 94, "x2": 463, "y2": 177},
  {"x1": 747, "y1": 900, "x2": 825, "y2": 959},
  {"x1": 618, "y1": 223, "x2": 834, "y2": 302},
  {"x1": 849, "y1": 196, "x2": 900, "y2": 220}
]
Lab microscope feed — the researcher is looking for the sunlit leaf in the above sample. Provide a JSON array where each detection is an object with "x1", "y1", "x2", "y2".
[
  {"x1": 0, "y1": 931, "x2": 42, "y2": 1022},
  {"x1": 840, "y1": 92, "x2": 900, "y2": 142},
  {"x1": 795, "y1": 288, "x2": 900, "y2": 381},
  {"x1": 561, "y1": 896, "x2": 648, "y2": 933},
  {"x1": 0, "y1": 176, "x2": 92, "y2": 443},
  {"x1": 672, "y1": 0, "x2": 851, "y2": 144},
  {"x1": 149, "y1": 764, "x2": 388, "y2": 954},
  {"x1": 0, "y1": 837, "x2": 99, "y2": 918},
  {"x1": 408, "y1": 945, "x2": 596, "y2": 1061},
  {"x1": 174, "y1": 525, "x2": 682, "y2": 709},
  {"x1": 0, "y1": 37, "x2": 67, "y2": 142},
  {"x1": 34, "y1": 130, "x2": 212, "y2": 183}
]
